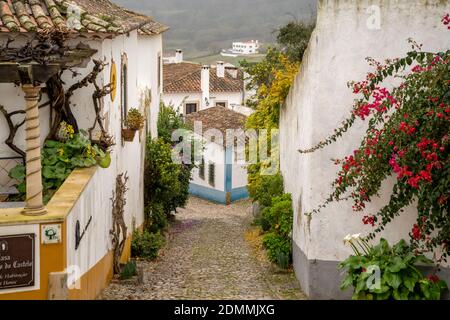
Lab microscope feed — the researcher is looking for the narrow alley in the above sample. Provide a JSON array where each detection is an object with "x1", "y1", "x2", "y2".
[{"x1": 100, "y1": 197, "x2": 306, "y2": 300}]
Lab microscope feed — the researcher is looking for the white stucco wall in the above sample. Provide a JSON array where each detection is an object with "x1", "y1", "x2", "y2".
[
  {"x1": 280, "y1": 0, "x2": 450, "y2": 264},
  {"x1": 0, "y1": 29, "x2": 163, "y2": 280},
  {"x1": 162, "y1": 91, "x2": 244, "y2": 115},
  {"x1": 231, "y1": 145, "x2": 248, "y2": 189},
  {"x1": 210, "y1": 92, "x2": 244, "y2": 108},
  {"x1": 162, "y1": 92, "x2": 201, "y2": 114},
  {"x1": 137, "y1": 34, "x2": 163, "y2": 138},
  {"x1": 191, "y1": 134, "x2": 225, "y2": 192}
]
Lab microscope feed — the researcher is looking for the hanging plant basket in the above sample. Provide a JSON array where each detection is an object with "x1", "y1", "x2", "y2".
[{"x1": 122, "y1": 128, "x2": 136, "y2": 142}]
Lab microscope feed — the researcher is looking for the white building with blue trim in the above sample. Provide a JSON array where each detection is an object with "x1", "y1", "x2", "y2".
[{"x1": 185, "y1": 107, "x2": 249, "y2": 204}]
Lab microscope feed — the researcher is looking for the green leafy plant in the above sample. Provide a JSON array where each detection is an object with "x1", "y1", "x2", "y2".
[
  {"x1": 10, "y1": 129, "x2": 110, "y2": 203},
  {"x1": 263, "y1": 232, "x2": 291, "y2": 268},
  {"x1": 145, "y1": 202, "x2": 168, "y2": 233},
  {"x1": 125, "y1": 108, "x2": 145, "y2": 130},
  {"x1": 339, "y1": 237, "x2": 448, "y2": 300},
  {"x1": 261, "y1": 194, "x2": 294, "y2": 269},
  {"x1": 120, "y1": 260, "x2": 137, "y2": 280},
  {"x1": 157, "y1": 102, "x2": 189, "y2": 144},
  {"x1": 143, "y1": 103, "x2": 195, "y2": 233},
  {"x1": 144, "y1": 139, "x2": 186, "y2": 220},
  {"x1": 131, "y1": 230, "x2": 165, "y2": 260},
  {"x1": 248, "y1": 172, "x2": 284, "y2": 208}
]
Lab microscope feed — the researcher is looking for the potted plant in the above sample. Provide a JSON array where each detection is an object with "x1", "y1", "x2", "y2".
[{"x1": 122, "y1": 108, "x2": 145, "y2": 142}]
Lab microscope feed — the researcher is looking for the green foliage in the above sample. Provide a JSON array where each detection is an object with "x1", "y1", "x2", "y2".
[
  {"x1": 276, "y1": 21, "x2": 315, "y2": 62},
  {"x1": 157, "y1": 102, "x2": 189, "y2": 145},
  {"x1": 260, "y1": 194, "x2": 294, "y2": 269},
  {"x1": 248, "y1": 172, "x2": 284, "y2": 207},
  {"x1": 143, "y1": 103, "x2": 195, "y2": 233},
  {"x1": 262, "y1": 194, "x2": 293, "y2": 238},
  {"x1": 10, "y1": 131, "x2": 110, "y2": 203},
  {"x1": 131, "y1": 230, "x2": 165, "y2": 260},
  {"x1": 145, "y1": 202, "x2": 168, "y2": 234},
  {"x1": 262, "y1": 232, "x2": 291, "y2": 268},
  {"x1": 120, "y1": 260, "x2": 137, "y2": 280},
  {"x1": 339, "y1": 238, "x2": 448, "y2": 300},
  {"x1": 144, "y1": 139, "x2": 186, "y2": 218}
]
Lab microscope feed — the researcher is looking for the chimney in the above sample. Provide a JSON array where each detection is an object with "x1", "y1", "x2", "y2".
[
  {"x1": 216, "y1": 61, "x2": 225, "y2": 78},
  {"x1": 226, "y1": 67, "x2": 238, "y2": 79},
  {"x1": 175, "y1": 49, "x2": 183, "y2": 63},
  {"x1": 201, "y1": 65, "x2": 210, "y2": 109}
]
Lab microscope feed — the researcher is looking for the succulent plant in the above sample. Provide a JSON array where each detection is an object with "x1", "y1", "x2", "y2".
[{"x1": 125, "y1": 108, "x2": 145, "y2": 130}]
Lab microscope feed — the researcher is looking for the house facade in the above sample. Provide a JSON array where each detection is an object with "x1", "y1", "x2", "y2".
[
  {"x1": 185, "y1": 107, "x2": 248, "y2": 204},
  {"x1": 279, "y1": 0, "x2": 450, "y2": 299},
  {"x1": 162, "y1": 55, "x2": 246, "y2": 116},
  {"x1": 231, "y1": 40, "x2": 259, "y2": 55},
  {"x1": 0, "y1": 0, "x2": 167, "y2": 299}
]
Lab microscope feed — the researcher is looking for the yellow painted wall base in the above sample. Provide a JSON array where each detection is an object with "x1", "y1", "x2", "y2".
[
  {"x1": 69, "y1": 250, "x2": 114, "y2": 300},
  {"x1": 0, "y1": 229, "x2": 134, "y2": 300}
]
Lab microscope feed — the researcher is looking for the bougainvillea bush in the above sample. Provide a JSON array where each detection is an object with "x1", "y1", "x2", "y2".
[{"x1": 300, "y1": 18, "x2": 449, "y2": 263}]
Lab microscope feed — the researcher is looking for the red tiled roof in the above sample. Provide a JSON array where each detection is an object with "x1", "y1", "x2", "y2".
[
  {"x1": 163, "y1": 62, "x2": 244, "y2": 94},
  {"x1": 0, "y1": 0, "x2": 168, "y2": 35},
  {"x1": 185, "y1": 106, "x2": 247, "y2": 146}
]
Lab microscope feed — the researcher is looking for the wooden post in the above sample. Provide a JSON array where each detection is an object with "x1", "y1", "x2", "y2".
[{"x1": 21, "y1": 84, "x2": 46, "y2": 216}]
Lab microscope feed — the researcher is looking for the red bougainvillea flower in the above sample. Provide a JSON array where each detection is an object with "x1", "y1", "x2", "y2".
[
  {"x1": 412, "y1": 224, "x2": 421, "y2": 240},
  {"x1": 363, "y1": 215, "x2": 376, "y2": 227},
  {"x1": 428, "y1": 274, "x2": 440, "y2": 283}
]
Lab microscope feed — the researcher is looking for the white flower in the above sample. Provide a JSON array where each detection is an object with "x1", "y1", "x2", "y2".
[
  {"x1": 351, "y1": 233, "x2": 361, "y2": 240},
  {"x1": 343, "y1": 234, "x2": 352, "y2": 245}
]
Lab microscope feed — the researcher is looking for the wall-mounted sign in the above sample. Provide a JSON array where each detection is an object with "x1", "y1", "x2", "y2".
[
  {"x1": 0, "y1": 234, "x2": 35, "y2": 290},
  {"x1": 110, "y1": 60, "x2": 117, "y2": 102},
  {"x1": 41, "y1": 224, "x2": 61, "y2": 244}
]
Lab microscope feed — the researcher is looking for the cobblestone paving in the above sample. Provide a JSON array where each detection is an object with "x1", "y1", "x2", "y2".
[{"x1": 100, "y1": 197, "x2": 307, "y2": 300}]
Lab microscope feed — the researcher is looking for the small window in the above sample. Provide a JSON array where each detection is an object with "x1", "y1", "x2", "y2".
[
  {"x1": 185, "y1": 102, "x2": 198, "y2": 115},
  {"x1": 208, "y1": 162, "x2": 215, "y2": 187},
  {"x1": 199, "y1": 157, "x2": 205, "y2": 180},
  {"x1": 215, "y1": 101, "x2": 227, "y2": 108}
]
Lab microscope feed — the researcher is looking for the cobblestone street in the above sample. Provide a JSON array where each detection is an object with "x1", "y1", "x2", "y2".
[{"x1": 100, "y1": 197, "x2": 306, "y2": 300}]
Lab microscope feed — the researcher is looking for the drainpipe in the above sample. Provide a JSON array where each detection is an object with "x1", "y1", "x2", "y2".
[{"x1": 21, "y1": 84, "x2": 46, "y2": 216}]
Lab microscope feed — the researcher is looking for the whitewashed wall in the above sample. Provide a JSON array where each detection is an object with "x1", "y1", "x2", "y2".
[
  {"x1": 279, "y1": 0, "x2": 450, "y2": 298},
  {"x1": 162, "y1": 92, "x2": 200, "y2": 114},
  {"x1": 0, "y1": 29, "x2": 162, "y2": 281},
  {"x1": 162, "y1": 92, "x2": 243, "y2": 115},
  {"x1": 137, "y1": 34, "x2": 163, "y2": 138},
  {"x1": 210, "y1": 92, "x2": 244, "y2": 108},
  {"x1": 231, "y1": 147, "x2": 248, "y2": 189},
  {"x1": 191, "y1": 134, "x2": 225, "y2": 191}
]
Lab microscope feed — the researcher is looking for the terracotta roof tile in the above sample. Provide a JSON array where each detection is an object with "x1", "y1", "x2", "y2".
[
  {"x1": 0, "y1": 0, "x2": 168, "y2": 35},
  {"x1": 185, "y1": 106, "x2": 247, "y2": 146},
  {"x1": 163, "y1": 62, "x2": 244, "y2": 94}
]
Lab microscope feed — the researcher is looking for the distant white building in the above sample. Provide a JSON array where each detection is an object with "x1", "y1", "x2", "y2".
[{"x1": 231, "y1": 40, "x2": 260, "y2": 55}]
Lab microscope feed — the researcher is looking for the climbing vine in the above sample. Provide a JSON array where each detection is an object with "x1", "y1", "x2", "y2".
[
  {"x1": 299, "y1": 18, "x2": 450, "y2": 261},
  {"x1": 111, "y1": 173, "x2": 129, "y2": 274}
]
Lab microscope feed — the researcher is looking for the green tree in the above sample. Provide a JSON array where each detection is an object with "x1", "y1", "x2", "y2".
[{"x1": 276, "y1": 21, "x2": 315, "y2": 62}]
